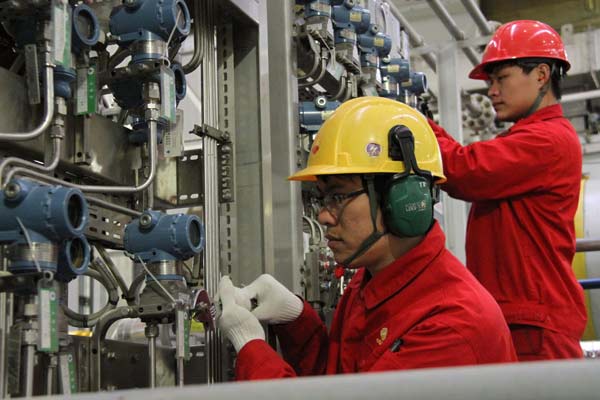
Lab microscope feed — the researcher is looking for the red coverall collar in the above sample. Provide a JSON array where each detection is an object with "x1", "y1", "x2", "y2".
[
  {"x1": 507, "y1": 103, "x2": 564, "y2": 134},
  {"x1": 348, "y1": 221, "x2": 446, "y2": 310}
]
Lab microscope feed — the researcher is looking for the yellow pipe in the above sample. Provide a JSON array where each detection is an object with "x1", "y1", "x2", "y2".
[{"x1": 573, "y1": 176, "x2": 596, "y2": 340}]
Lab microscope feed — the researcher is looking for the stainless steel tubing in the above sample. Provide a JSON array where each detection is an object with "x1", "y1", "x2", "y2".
[
  {"x1": 0, "y1": 136, "x2": 62, "y2": 187},
  {"x1": 67, "y1": 118, "x2": 158, "y2": 193},
  {"x1": 0, "y1": 65, "x2": 55, "y2": 141},
  {"x1": 460, "y1": 0, "x2": 494, "y2": 35},
  {"x1": 3, "y1": 120, "x2": 157, "y2": 195},
  {"x1": 96, "y1": 245, "x2": 130, "y2": 298},
  {"x1": 385, "y1": 1, "x2": 437, "y2": 72},
  {"x1": 427, "y1": 0, "x2": 480, "y2": 66},
  {"x1": 86, "y1": 196, "x2": 142, "y2": 218},
  {"x1": 126, "y1": 273, "x2": 146, "y2": 305},
  {"x1": 61, "y1": 268, "x2": 118, "y2": 328},
  {"x1": 91, "y1": 306, "x2": 138, "y2": 391},
  {"x1": 201, "y1": 0, "x2": 221, "y2": 385},
  {"x1": 183, "y1": 0, "x2": 205, "y2": 74},
  {"x1": 0, "y1": 167, "x2": 139, "y2": 216}
]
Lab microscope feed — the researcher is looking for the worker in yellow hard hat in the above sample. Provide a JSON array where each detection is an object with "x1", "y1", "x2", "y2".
[{"x1": 218, "y1": 97, "x2": 516, "y2": 380}]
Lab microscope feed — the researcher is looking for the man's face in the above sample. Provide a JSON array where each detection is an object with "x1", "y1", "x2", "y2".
[
  {"x1": 487, "y1": 64, "x2": 542, "y2": 122},
  {"x1": 316, "y1": 175, "x2": 385, "y2": 267}
]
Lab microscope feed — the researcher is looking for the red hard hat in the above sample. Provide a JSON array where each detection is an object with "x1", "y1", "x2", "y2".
[{"x1": 469, "y1": 20, "x2": 570, "y2": 80}]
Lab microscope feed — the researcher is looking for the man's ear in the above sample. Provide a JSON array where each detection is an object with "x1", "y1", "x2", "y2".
[{"x1": 536, "y1": 63, "x2": 552, "y2": 87}]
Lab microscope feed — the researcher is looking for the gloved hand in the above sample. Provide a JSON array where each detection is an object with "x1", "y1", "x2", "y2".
[
  {"x1": 238, "y1": 274, "x2": 303, "y2": 324},
  {"x1": 217, "y1": 276, "x2": 265, "y2": 352}
]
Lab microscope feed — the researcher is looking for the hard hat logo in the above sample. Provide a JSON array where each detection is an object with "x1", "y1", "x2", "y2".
[
  {"x1": 366, "y1": 142, "x2": 381, "y2": 157},
  {"x1": 288, "y1": 97, "x2": 446, "y2": 183}
]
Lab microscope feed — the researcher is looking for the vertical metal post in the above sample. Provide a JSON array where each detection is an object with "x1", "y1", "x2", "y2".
[
  {"x1": 145, "y1": 324, "x2": 158, "y2": 388},
  {"x1": 46, "y1": 354, "x2": 56, "y2": 395},
  {"x1": 0, "y1": 248, "x2": 6, "y2": 398},
  {"x1": 24, "y1": 344, "x2": 35, "y2": 397},
  {"x1": 437, "y1": 42, "x2": 468, "y2": 263},
  {"x1": 258, "y1": 0, "x2": 303, "y2": 292}
]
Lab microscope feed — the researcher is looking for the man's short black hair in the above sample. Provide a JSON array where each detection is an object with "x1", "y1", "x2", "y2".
[{"x1": 484, "y1": 58, "x2": 566, "y2": 100}]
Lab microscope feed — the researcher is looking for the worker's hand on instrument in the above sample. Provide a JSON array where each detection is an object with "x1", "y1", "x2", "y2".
[
  {"x1": 217, "y1": 276, "x2": 265, "y2": 352},
  {"x1": 239, "y1": 274, "x2": 303, "y2": 324}
]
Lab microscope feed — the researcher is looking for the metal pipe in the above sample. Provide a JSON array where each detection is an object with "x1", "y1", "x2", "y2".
[
  {"x1": 149, "y1": 335, "x2": 156, "y2": 387},
  {"x1": 385, "y1": 1, "x2": 437, "y2": 72},
  {"x1": 71, "y1": 118, "x2": 158, "y2": 193},
  {"x1": 146, "y1": 324, "x2": 158, "y2": 388},
  {"x1": 46, "y1": 355, "x2": 56, "y2": 395},
  {"x1": 61, "y1": 268, "x2": 118, "y2": 328},
  {"x1": 0, "y1": 293, "x2": 5, "y2": 398},
  {"x1": 86, "y1": 196, "x2": 141, "y2": 218},
  {"x1": 460, "y1": 0, "x2": 494, "y2": 35},
  {"x1": 0, "y1": 250, "x2": 8, "y2": 398},
  {"x1": 2, "y1": 168, "x2": 142, "y2": 217},
  {"x1": 561, "y1": 89, "x2": 600, "y2": 104},
  {"x1": 177, "y1": 357, "x2": 184, "y2": 387},
  {"x1": 580, "y1": 278, "x2": 600, "y2": 290},
  {"x1": 0, "y1": 64, "x2": 55, "y2": 141},
  {"x1": 91, "y1": 306, "x2": 137, "y2": 391},
  {"x1": 183, "y1": 0, "x2": 205, "y2": 74},
  {"x1": 127, "y1": 273, "x2": 146, "y2": 305},
  {"x1": 24, "y1": 344, "x2": 35, "y2": 397},
  {"x1": 96, "y1": 245, "x2": 130, "y2": 299},
  {"x1": 0, "y1": 136, "x2": 62, "y2": 186},
  {"x1": 4, "y1": 120, "x2": 158, "y2": 195},
  {"x1": 62, "y1": 359, "x2": 600, "y2": 400},
  {"x1": 576, "y1": 238, "x2": 600, "y2": 252},
  {"x1": 302, "y1": 216, "x2": 317, "y2": 244},
  {"x1": 427, "y1": 0, "x2": 480, "y2": 66}
]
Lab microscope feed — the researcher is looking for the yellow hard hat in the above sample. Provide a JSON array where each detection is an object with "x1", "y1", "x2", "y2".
[{"x1": 289, "y1": 96, "x2": 446, "y2": 183}]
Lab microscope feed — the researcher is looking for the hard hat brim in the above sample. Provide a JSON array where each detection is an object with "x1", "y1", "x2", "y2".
[{"x1": 288, "y1": 165, "x2": 447, "y2": 183}]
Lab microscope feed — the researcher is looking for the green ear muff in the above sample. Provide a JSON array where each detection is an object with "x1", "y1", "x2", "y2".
[
  {"x1": 383, "y1": 125, "x2": 436, "y2": 237},
  {"x1": 383, "y1": 174, "x2": 433, "y2": 237}
]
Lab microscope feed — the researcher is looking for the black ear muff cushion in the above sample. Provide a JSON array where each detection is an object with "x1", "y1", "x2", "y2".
[{"x1": 383, "y1": 175, "x2": 433, "y2": 237}]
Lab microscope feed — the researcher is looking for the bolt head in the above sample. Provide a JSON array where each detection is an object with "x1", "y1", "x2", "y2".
[
  {"x1": 4, "y1": 182, "x2": 21, "y2": 199},
  {"x1": 139, "y1": 213, "x2": 153, "y2": 227}
]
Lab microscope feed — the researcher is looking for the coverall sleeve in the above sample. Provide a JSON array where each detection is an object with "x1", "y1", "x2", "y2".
[
  {"x1": 428, "y1": 119, "x2": 562, "y2": 202},
  {"x1": 235, "y1": 339, "x2": 297, "y2": 380},
  {"x1": 235, "y1": 300, "x2": 329, "y2": 380}
]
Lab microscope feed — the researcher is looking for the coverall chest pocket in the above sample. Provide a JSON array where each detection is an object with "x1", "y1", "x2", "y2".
[{"x1": 359, "y1": 325, "x2": 405, "y2": 371}]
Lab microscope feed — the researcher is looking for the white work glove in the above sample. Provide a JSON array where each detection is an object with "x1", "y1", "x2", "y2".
[
  {"x1": 238, "y1": 274, "x2": 303, "y2": 324},
  {"x1": 217, "y1": 276, "x2": 265, "y2": 352}
]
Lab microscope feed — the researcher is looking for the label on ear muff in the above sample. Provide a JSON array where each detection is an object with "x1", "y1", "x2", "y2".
[{"x1": 384, "y1": 174, "x2": 433, "y2": 237}]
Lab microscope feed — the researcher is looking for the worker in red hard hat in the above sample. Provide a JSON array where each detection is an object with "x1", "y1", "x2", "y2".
[{"x1": 429, "y1": 20, "x2": 586, "y2": 361}]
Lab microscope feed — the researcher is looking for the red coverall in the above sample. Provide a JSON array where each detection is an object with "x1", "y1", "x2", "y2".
[
  {"x1": 428, "y1": 104, "x2": 586, "y2": 360},
  {"x1": 235, "y1": 222, "x2": 516, "y2": 380}
]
